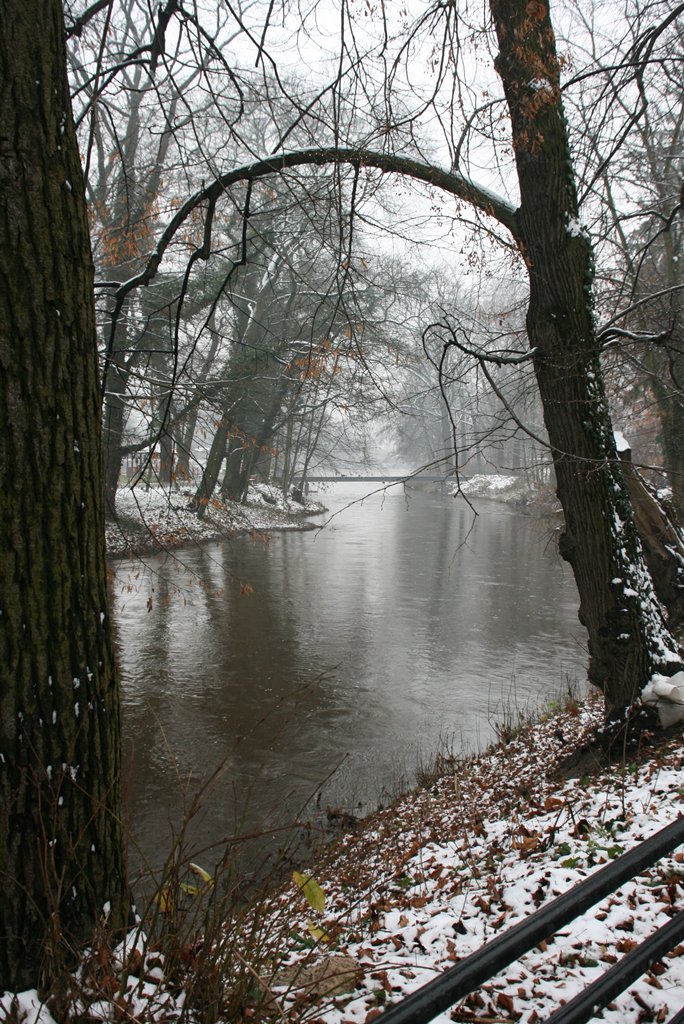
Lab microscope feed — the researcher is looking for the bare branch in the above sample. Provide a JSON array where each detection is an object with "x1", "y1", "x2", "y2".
[
  {"x1": 599, "y1": 284, "x2": 684, "y2": 332},
  {"x1": 106, "y1": 146, "x2": 519, "y2": 303},
  {"x1": 64, "y1": 0, "x2": 113, "y2": 39}
]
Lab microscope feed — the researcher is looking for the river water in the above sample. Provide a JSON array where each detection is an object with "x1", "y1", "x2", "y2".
[{"x1": 111, "y1": 484, "x2": 588, "y2": 875}]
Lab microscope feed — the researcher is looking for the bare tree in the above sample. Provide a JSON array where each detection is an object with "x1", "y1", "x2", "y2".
[
  {"x1": 92, "y1": 0, "x2": 683, "y2": 721},
  {"x1": 567, "y1": 0, "x2": 684, "y2": 512}
]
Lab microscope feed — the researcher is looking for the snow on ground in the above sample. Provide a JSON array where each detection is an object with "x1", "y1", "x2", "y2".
[
  {"x1": 272, "y1": 694, "x2": 684, "y2": 1024},
  {"x1": 105, "y1": 483, "x2": 325, "y2": 558},
  {"x1": 456, "y1": 474, "x2": 526, "y2": 501},
  {"x1": 4, "y1": 696, "x2": 682, "y2": 1023}
]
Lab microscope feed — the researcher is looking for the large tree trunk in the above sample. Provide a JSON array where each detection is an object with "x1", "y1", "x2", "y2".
[
  {"x1": 175, "y1": 401, "x2": 201, "y2": 482},
  {"x1": 0, "y1": 0, "x2": 128, "y2": 990},
  {"x1": 619, "y1": 449, "x2": 684, "y2": 629},
  {"x1": 175, "y1": 320, "x2": 222, "y2": 484},
  {"x1": 192, "y1": 421, "x2": 229, "y2": 516},
  {"x1": 490, "y1": 0, "x2": 682, "y2": 714},
  {"x1": 220, "y1": 431, "x2": 249, "y2": 502},
  {"x1": 220, "y1": 379, "x2": 289, "y2": 503}
]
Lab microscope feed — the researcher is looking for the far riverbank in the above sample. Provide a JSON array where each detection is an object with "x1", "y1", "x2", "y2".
[
  {"x1": 106, "y1": 473, "x2": 553, "y2": 561},
  {"x1": 106, "y1": 482, "x2": 326, "y2": 560}
]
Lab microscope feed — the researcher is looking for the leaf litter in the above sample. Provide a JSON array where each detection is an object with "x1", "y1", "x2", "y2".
[
  {"x1": 2, "y1": 695, "x2": 683, "y2": 1023},
  {"x1": 271, "y1": 691, "x2": 684, "y2": 1024}
]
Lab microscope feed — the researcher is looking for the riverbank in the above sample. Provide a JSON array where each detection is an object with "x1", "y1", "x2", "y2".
[
  {"x1": 106, "y1": 483, "x2": 326, "y2": 559},
  {"x1": 5, "y1": 692, "x2": 682, "y2": 1023},
  {"x1": 268, "y1": 692, "x2": 684, "y2": 1024},
  {"x1": 457, "y1": 473, "x2": 560, "y2": 515},
  {"x1": 106, "y1": 475, "x2": 554, "y2": 561}
]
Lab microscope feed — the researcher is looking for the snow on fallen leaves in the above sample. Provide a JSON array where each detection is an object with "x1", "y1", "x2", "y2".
[
  {"x1": 3, "y1": 693, "x2": 683, "y2": 1023},
  {"x1": 273, "y1": 694, "x2": 684, "y2": 1024},
  {"x1": 106, "y1": 483, "x2": 324, "y2": 558}
]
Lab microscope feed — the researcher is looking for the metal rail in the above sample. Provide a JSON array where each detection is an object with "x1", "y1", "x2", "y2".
[
  {"x1": 546, "y1": 910, "x2": 684, "y2": 1024},
  {"x1": 372, "y1": 815, "x2": 684, "y2": 1024}
]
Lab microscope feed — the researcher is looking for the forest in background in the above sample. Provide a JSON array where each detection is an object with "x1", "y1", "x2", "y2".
[
  {"x1": 73, "y1": 0, "x2": 680, "y2": 516},
  {"x1": 1, "y1": 0, "x2": 682, "y2": 995}
]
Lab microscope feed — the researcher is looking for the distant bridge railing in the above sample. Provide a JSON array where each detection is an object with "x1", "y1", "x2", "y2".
[
  {"x1": 304, "y1": 475, "x2": 453, "y2": 484},
  {"x1": 372, "y1": 815, "x2": 684, "y2": 1024}
]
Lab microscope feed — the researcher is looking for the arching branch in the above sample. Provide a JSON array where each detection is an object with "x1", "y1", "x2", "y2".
[{"x1": 105, "y1": 147, "x2": 520, "y2": 304}]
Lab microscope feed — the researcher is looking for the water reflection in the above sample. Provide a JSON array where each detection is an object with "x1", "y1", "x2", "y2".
[{"x1": 112, "y1": 485, "x2": 587, "y2": 871}]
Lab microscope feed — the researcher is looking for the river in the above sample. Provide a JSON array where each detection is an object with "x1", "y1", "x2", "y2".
[{"x1": 111, "y1": 484, "x2": 588, "y2": 877}]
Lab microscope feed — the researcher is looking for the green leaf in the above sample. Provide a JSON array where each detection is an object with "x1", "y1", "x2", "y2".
[
  {"x1": 560, "y1": 857, "x2": 581, "y2": 869},
  {"x1": 292, "y1": 870, "x2": 326, "y2": 913}
]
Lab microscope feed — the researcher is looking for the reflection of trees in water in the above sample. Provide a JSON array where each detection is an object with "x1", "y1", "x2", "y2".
[
  {"x1": 114, "y1": 497, "x2": 585, "y2": 872},
  {"x1": 115, "y1": 541, "x2": 338, "y2": 872}
]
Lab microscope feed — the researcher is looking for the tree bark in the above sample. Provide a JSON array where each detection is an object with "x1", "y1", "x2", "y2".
[
  {"x1": 619, "y1": 450, "x2": 684, "y2": 629},
  {"x1": 192, "y1": 421, "x2": 229, "y2": 515},
  {"x1": 175, "y1": 401, "x2": 201, "y2": 482},
  {"x1": 0, "y1": 0, "x2": 128, "y2": 990},
  {"x1": 489, "y1": 0, "x2": 682, "y2": 712},
  {"x1": 103, "y1": 356, "x2": 128, "y2": 519},
  {"x1": 220, "y1": 431, "x2": 249, "y2": 502}
]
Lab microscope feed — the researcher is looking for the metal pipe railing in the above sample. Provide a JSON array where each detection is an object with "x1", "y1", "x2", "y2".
[
  {"x1": 372, "y1": 815, "x2": 684, "y2": 1024},
  {"x1": 546, "y1": 910, "x2": 684, "y2": 1024}
]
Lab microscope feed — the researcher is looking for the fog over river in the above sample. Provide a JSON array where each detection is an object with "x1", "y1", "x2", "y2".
[{"x1": 111, "y1": 484, "x2": 588, "y2": 875}]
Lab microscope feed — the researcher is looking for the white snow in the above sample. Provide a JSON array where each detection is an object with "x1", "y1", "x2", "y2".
[
  {"x1": 614, "y1": 430, "x2": 630, "y2": 453},
  {"x1": 106, "y1": 483, "x2": 325, "y2": 559},
  {"x1": 642, "y1": 671, "x2": 684, "y2": 727},
  {"x1": 0, "y1": 991, "x2": 58, "y2": 1024},
  {"x1": 567, "y1": 216, "x2": 590, "y2": 240},
  {"x1": 455, "y1": 473, "x2": 524, "y2": 500},
  {"x1": 5, "y1": 696, "x2": 682, "y2": 1023},
  {"x1": 528, "y1": 77, "x2": 554, "y2": 94}
]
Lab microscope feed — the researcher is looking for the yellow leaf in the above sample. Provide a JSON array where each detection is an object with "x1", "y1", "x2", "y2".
[
  {"x1": 179, "y1": 881, "x2": 203, "y2": 896},
  {"x1": 153, "y1": 888, "x2": 173, "y2": 913},
  {"x1": 189, "y1": 862, "x2": 214, "y2": 885},
  {"x1": 292, "y1": 871, "x2": 326, "y2": 913},
  {"x1": 179, "y1": 862, "x2": 214, "y2": 895},
  {"x1": 305, "y1": 920, "x2": 330, "y2": 943}
]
